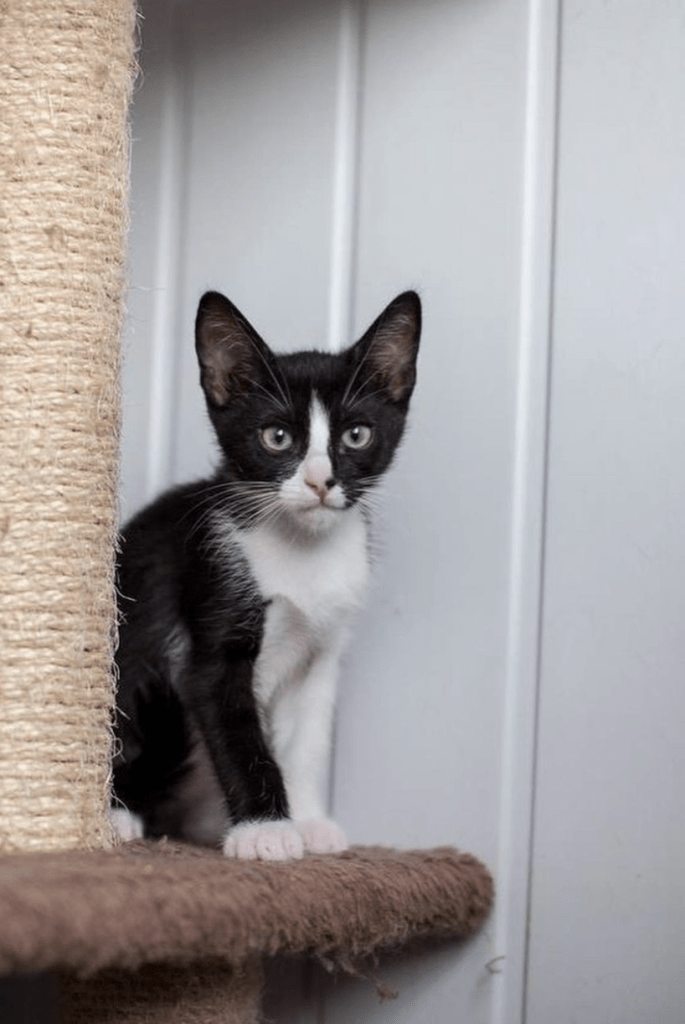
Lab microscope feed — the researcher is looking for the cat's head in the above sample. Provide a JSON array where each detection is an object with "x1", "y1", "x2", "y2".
[{"x1": 195, "y1": 289, "x2": 421, "y2": 534}]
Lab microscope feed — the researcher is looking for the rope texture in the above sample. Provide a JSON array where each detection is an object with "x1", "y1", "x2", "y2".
[{"x1": 0, "y1": 0, "x2": 137, "y2": 851}]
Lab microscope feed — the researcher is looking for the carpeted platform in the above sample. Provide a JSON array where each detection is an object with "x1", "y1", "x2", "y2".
[{"x1": 0, "y1": 840, "x2": 493, "y2": 1022}]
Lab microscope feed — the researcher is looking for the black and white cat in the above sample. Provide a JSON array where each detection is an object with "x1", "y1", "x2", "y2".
[{"x1": 111, "y1": 288, "x2": 421, "y2": 860}]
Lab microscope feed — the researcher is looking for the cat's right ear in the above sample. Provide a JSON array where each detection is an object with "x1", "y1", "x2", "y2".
[
  {"x1": 349, "y1": 290, "x2": 422, "y2": 408},
  {"x1": 195, "y1": 291, "x2": 272, "y2": 408}
]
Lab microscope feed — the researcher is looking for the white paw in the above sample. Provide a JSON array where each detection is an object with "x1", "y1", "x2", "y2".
[
  {"x1": 296, "y1": 817, "x2": 347, "y2": 854},
  {"x1": 223, "y1": 820, "x2": 305, "y2": 861},
  {"x1": 109, "y1": 806, "x2": 144, "y2": 842}
]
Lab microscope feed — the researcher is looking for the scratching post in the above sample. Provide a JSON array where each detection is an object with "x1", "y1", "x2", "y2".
[
  {"x1": 0, "y1": 0, "x2": 136, "y2": 852},
  {"x1": 0, "y1": 2, "x2": 494, "y2": 1019}
]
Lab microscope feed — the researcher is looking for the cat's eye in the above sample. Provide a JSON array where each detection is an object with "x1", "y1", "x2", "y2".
[
  {"x1": 341, "y1": 424, "x2": 373, "y2": 451},
  {"x1": 260, "y1": 425, "x2": 293, "y2": 452}
]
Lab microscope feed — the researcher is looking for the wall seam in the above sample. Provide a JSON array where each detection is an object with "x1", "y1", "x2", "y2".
[
  {"x1": 492, "y1": 0, "x2": 563, "y2": 1021},
  {"x1": 520, "y1": 0, "x2": 564, "y2": 1019},
  {"x1": 326, "y1": 0, "x2": 364, "y2": 354}
]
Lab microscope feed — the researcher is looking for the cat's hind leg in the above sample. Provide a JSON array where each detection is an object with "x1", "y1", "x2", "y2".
[{"x1": 109, "y1": 805, "x2": 144, "y2": 842}]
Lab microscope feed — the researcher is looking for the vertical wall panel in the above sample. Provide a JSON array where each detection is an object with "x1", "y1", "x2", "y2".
[
  {"x1": 527, "y1": 2, "x2": 685, "y2": 1022},
  {"x1": 120, "y1": 0, "x2": 183, "y2": 517}
]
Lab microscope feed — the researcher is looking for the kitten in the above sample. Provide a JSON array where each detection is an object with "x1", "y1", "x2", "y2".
[{"x1": 111, "y1": 288, "x2": 421, "y2": 860}]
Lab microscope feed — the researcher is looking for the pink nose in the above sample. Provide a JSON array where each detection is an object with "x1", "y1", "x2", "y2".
[
  {"x1": 304, "y1": 456, "x2": 335, "y2": 499},
  {"x1": 306, "y1": 478, "x2": 335, "y2": 499}
]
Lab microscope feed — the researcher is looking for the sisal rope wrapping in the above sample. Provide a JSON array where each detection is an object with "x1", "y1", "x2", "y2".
[{"x1": 0, "y1": 1, "x2": 137, "y2": 851}]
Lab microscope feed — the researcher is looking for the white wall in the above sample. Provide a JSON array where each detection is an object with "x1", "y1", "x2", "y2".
[
  {"x1": 121, "y1": 2, "x2": 685, "y2": 1021},
  {"x1": 526, "y1": 2, "x2": 685, "y2": 1022}
]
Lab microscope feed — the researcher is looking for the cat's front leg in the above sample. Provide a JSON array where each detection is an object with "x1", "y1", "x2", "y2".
[
  {"x1": 295, "y1": 817, "x2": 347, "y2": 855},
  {"x1": 223, "y1": 819, "x2": 304, "y2": 860},
  {"x1": 270, "y1": 637, "x2": 348, "y2": 855},
  {"x1": 189, "y1": 649, "x2": 304, "y2": 860}
]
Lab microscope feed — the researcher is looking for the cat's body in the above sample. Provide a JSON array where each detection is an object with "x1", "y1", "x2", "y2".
[{"x1": 112, "y1": 290, "x2": 421, "y2": 860}]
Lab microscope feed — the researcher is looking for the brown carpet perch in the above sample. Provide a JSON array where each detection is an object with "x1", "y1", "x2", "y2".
[
  {"x1": 0, "y1": 841, "x2": 492, "y2": 976},
  {"x1": 0, "y1": 840, "x2": 493, "y2": 1022}
]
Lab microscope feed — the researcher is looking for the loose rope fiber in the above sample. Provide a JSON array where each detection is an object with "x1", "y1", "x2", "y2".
[{"x1": 0, "y1": 1, "x2": 137, "y2": 851}]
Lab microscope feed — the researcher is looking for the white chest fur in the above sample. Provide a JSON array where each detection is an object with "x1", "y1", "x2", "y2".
[
  {"x1": 234, "y1": 508, "x2": 370, "y2": 632},
  {"x1": 222, "y1": 508, "x2": 370, "y2": 712}
]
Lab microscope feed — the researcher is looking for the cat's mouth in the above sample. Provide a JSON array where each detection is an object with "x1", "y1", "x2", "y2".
[
  {"x1": 279, "y1": 478, "x2": 346, "y2": 513},
  {"x1": 289, "y1": 491, "x2": 348, "y2": 531},
  {"x1": 296, "y1": 504, "x2": 343, "y2": 535},
  {"x1": 276, "y1": 468, "x2": 348, "y2": 528},
  {"x1": 300, "y1": 497, "x2": 344, "y2": 518}
]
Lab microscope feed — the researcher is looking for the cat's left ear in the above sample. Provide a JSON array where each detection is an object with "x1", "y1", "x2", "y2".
[{"x1": 351, "y1": 291, "x2": 421, "y2": 406}]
